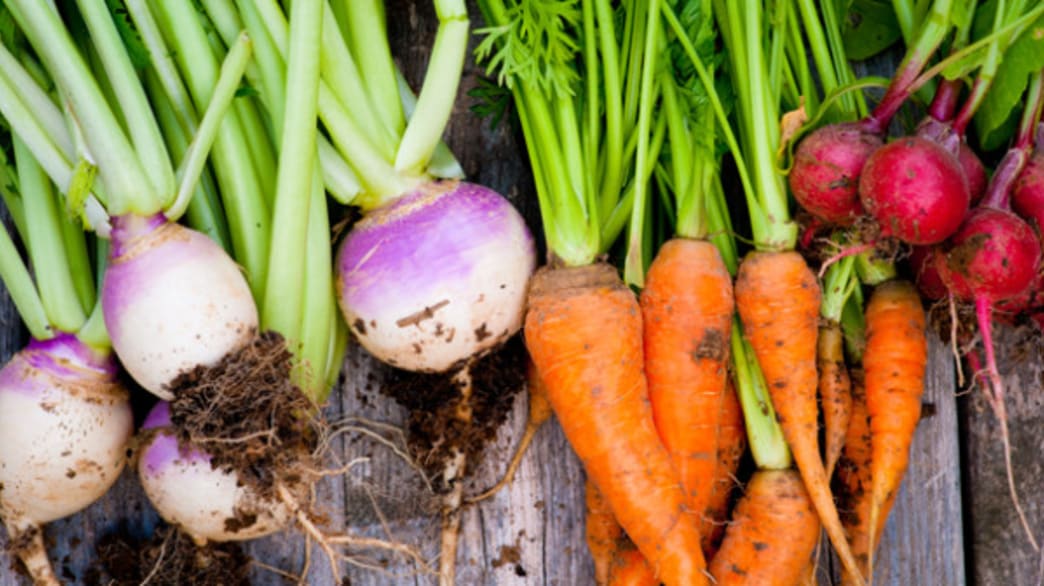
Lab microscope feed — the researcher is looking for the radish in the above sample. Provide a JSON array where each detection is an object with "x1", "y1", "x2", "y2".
[
  {"x1": 859, "y1": 136, "x2": 970, "y2": 245},
  {"x1": 909, "y1": 245, "x2": 948, "y2": 300},
  {"x1": 136, "y1": 402, "x2": 291, "y2": 544},
  {"x1": 1012, "y1": 133, "x2": 1044, "y2": 236},
  {"x1": 789, "y1": 124, "x2": 882, "y2": 226}
]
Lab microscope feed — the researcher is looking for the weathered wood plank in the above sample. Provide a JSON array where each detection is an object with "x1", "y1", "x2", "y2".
[{"x1": 964, "y1": 325, "x2": 1044, "y2": 586}]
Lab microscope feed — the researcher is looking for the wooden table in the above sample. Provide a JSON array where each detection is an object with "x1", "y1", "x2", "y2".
[{"x1": 2, "y1": 2, "x2": 1042, "y2": 584}]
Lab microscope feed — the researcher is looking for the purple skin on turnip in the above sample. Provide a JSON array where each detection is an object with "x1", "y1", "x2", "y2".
[
  {"x1": 136, "y1": 402, "x2": 291, "y2": 545},
  {"x1": 0, "y1": 334, "x2": 132, "y2": 585},
  {"x1": 102, "y1": 214, "x2": 258, "y2": 400},
  {"x1": 336, "y1": 180, "x2": 535, "y2": 372}
]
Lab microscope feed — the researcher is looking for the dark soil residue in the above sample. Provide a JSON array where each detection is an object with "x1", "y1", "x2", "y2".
[
  {"x1": 379, "y1": 335, "x2": 527, "y2": 485},
  {"x1": 166, "y1": 331, "x2": 318, "y2": 497},
  {"x1": 89, "y1": 524, "x2": 251, "y2": 586}
]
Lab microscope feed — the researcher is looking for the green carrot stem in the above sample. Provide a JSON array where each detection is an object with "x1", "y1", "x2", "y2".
[
  {"x1": 261, "y1": 0, "x2": 321, "y2": 346},
  {"x1": 594, "y1": 0, "x2": 623, "y2": 216},
  {"x1": 14, "y1": 138, "x2": 86, "y2": 332},
  {"x1": 731, "y1": 321, "x2": 791, "y2": 470},
  {"x1": 0, "y1": 219, "x2": 50, "y2": 340},
  {"x1": 77, "y1": 0, "x2": 174, "y2": 203},
  {"x1": 394, "y1": 7, "x2": 468, "y2": 178},
  {"x1": 7, "y1": 0, "x2": 159, "y2": 214},
  {"x1": 821, "y1": 254, "x2": 858, "y2": 323},
  {"x1": 841, "y1": 285, "x2": 866, "y2": 364},
  {"x1": 855, "y1": 251, "x2": 898, "y2": 286},
  {"x1": 167, "y1": 32, "x2": 253, "y2": 221},
  {"x1": 623, "y1": 0, "x2": 660, "y2": 287}
]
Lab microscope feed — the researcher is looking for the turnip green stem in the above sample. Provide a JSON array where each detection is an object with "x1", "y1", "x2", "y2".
[
  {"x1": 76, "y1": 0, "x2": 174, "y2": 203},
  {"x1": 7, "y1": 0, "x2": 159, "y2": 214},
  {"x1": 261, "y1": 0, "x2": 321, "y2": 348},
  {"x1": 76, "y1": 298, "x2": 109, "y2": 350},
  {"x1": 0, "y1": 221, "x2": 49, "y2": 340},
  {"x1": 344, "y1": 0, "x2": 405, "y2": 140},
  {"x1": 395, "y1": 11, "x2": 468, "y2": 177},
  {"x1": 167, "y1": 33, "x2": 253, "y2": 222},
  {"x1": 296, "y1": 171, "x2": 334, "y2": 401},
  {"x1": 395, "y1": 68, "x2": 464, "y2": 179},
  {"x1": 0, "y1": 45, "x2": 72, "y2": 159},
  {"x1": 14, "y1": 139, "x2": 85, "y2": 332}
]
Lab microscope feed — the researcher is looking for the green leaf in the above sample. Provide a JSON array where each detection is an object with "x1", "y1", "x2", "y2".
[
  {"x1": 973, "y1": 11, "x2": 1044, "y2": 151},
  {"x1": 842, "y1": 0, "x2": 902, "y2": 60}
]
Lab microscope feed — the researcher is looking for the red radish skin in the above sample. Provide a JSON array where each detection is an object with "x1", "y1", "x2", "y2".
[
  {"x1": 909, "y1": 245, "x2": 948, "y2": 300},
  {"x1": 859, "y1": 137, "x2": 970, "y2": 245},
  {"x1": 789, "y1": 124, "x2": 883, "y2": 225},
  {"x1": 1012, "y1": 152, "x2": 1044, "y2": 236},
  {"x1": 936, "y1": 208, "x2": 1042, "y2": 303},
  {"x1": 960, "y1": 143, "x2": 988, "y2": 205}
]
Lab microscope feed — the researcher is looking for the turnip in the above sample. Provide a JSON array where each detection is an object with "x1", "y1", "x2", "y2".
[{"x1": 0, "y1": 141, "x2": 132, "y2": 583}]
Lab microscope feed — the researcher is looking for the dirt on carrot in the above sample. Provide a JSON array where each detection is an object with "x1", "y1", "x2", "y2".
[
  {"x1": 835, "y1": 368, "x2": 872, "y2": 584},
  {"x1": 166, "y1": 331, "x2": 318, "y2": 498},
  {"x1": 819, "y1": 322, "x2": 852, "y2": 477},
  {"x1": 89, "y1": 524, "x2": 250, "y2": 586},
  {"x1": 378, "y1": 335, "x2": 526, "y2": 484},
  {"x1": 708, "y1": 469, "x2": 820, "y2": 586},
  {"x1": 701, "y1": 378, "x2": 747, "y2": 557}
]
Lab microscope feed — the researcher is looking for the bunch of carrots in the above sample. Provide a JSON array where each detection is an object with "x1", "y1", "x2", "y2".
[{"x1": 477, "y1": 0, "x2": 1044, "y2": 584}]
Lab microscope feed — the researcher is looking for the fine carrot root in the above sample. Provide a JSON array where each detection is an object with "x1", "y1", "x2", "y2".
[
  {"x1": 734, "y1": 250, "x2": 863, "y2": 584},
  {"x1": 708, "y1": 469, "x2": 821, "y2": 586},
  {"x1": 819, "y1": 321, "x2": 853, "y2": 478},
  {"x1": 701, "y1": 377, "x2": 746, "y2": 557},
  {"x1": 525, "y1": 264, "x2": 709, "y2": 586},
  {"x1": 836, "y1": 368, "x2": 873, "y2": 585},
  {"x1": 586, "y1": 480, "x2": 624, "y2": 586},
  {"x1": 468, "y1": 361, "x2": 551, "y2": 503},
  {"x1": 863, "y1": 280, "x2": 927, "y2": 575},
  {"x1": 641, "y1": 239, "x2": 734, "y2": 534},
  {"x1": 608, "y1": 545, "x2": 659, "y2": 586}
]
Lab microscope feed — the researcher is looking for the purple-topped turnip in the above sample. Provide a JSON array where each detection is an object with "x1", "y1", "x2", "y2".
[{"x1": 336, "y1": 181, "x2": 534, "y2": 371}]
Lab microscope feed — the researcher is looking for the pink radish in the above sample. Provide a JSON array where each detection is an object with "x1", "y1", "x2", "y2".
[{"x1": 789, "y1": 124, "x2": 883, "y2": 225}]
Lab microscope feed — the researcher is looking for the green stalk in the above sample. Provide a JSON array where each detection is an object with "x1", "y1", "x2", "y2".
[
  {"x1": 261, "y1": 0, "x2": 321, "y2": 347},
  {"x1": 166, "y1": 33, "x2": 253, "y2": 221},
  {"x1": 821, "y1": 254, "x2": 858, "y2": 323},
  {"x1": 841, "y1": 285, "x2": 866, "y2": 364},
  {"x1": 57, "y1": 205, "x2": 94, "y2": 315},
  {"x1": 343, "y1": 0, "x2": 405, "y2": 139},
  {"x1": 731, "y1": 322, "x2": 791, "y2": 470},
  {"x1": 892, "y1": 0, "x2": 917, "y2": 44},
  {"x1": 156, "y1": 0, "x2": 270, "y2": 295},
  {"x1": 0, "y1": 143, "x2": 27, "y2": 243},
  {"x1": 623, "y1": 0, "x2": 660, "y2": 287},
  {"x1": 7, "y1": 0, "x2": 159, "y2": 214},
  {"x1": 0, "y1": 220, "x2": 49, "y2": 340},
  {"x1": 77, "y1": 0, "x2": 174, "y2": 203},
  {"x1": 14, "y1": 139, "x2": 85, "y2": 333},
  {"x1": 595, "y1": 0, "x2": 623, "y2": 217},
  {"x1": 822, "y1": 0, "x2": 866, "y2": 117},
  {"x1": 0, "y1": 45, "x2": 73, "y2": 158},
  {"x1": 855, "y1": 251, "x2": 897, "y2": 286},
  {"x1": 234, "y1": 0, "x2": 286, "y2": 128},
  {"x1": 296, "y1": 170, "x2": 334, "y2": 402},
  {"x1": 394, "y1": 1, "x2": 468, "y2": 177},
  {"x1": 394, "y1": 68, "x2": 463, "y2": 180},
  {"x1": 146, "y1": 71, "x2": 231, "y2": 250}
]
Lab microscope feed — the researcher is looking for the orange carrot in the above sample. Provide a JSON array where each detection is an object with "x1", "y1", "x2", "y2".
[
  {"x1": 469, "y1": 361, "x2": 552, "y2": 503},
  {"x1": 586, "y1": 479, "x2": 624, "y2": 586},
  {"x1": 836, "y1": 368, "x2": 872, "y2": 585},
  {"x1": 641, "y1": 239, "x2": 734, "y2": 538},
  {"x1": 525, "y1": 264, "x2": 709, "y2": 586},
  {"x1": 862, "y1": 280, "x2": 927, "y2": 570},
  {"x1": 734, "y1": 250, "x2": 862, "y2": 582},
  {"x1": 708, "y1": 469, "x2": 821, "y2": 585},
  {"x1": 608, "y1": 545, "x2": 659, "y2": 586},
  {"x1": 701, "y1": 377, "x2": 746, "y2": 557},
  {"x1": 819, "y1": 321, "x2": 852, "y2": 478}
]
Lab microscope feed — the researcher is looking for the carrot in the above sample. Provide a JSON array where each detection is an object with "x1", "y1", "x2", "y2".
[
  {"x1": 701, "y1": 377, "x2": 746, "y2": 557},
  {"x1": 525, "y1": 263, "x2": 709, "y2": 586},
  {"x1": 862, "y1": 280, "x2": 927, "y2": 572},
  {"x1": 819, "y1": 321, "x2": 853, "y2": 478},
  {"x1": 586, "y1": 479, "x2": 624, "y2": 586},
  {"x1": 640, "y1": 239, "x2": 733, "y2": 538},
  {"x1": 836, "y1": 368, "x2": 873, "y2": 585},
  {"x1": 608, "y1": 545, "x2": 659, "y2": 586},
  {"x1": 734, "y1": 250, "x2": 863, "y2": 582},
  {"x1": 469, "y1": 361, "x2": 551, "y2": 503},
  {"x1": 708, "y1": 469, "x2": 821, "y2": 585}
]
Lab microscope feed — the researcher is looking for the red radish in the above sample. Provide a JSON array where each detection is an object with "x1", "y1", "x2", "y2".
[
  {"x1": 789, "y1": 124, "x2": 883, "y2": 225},
  {"x1": 858, "y1": 137, "x2": 970, "y2": 245},
  {"x1": 1013, "y1": 150, "x2": 1044, "y2": 236},
  {"x1": 909, "y1": 245, "x2": 948, "y2": 300},
  {"x1": 936, "y1": 208, "x2": 1041, "y2": 302},
  {"x1": 960, "y1": 143, "x2": 988, "y2": 204}
]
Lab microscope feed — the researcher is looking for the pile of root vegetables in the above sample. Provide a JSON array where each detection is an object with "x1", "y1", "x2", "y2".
[{"x1": 0, "y1": 0, "x2": 1041, "y2": 585}]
